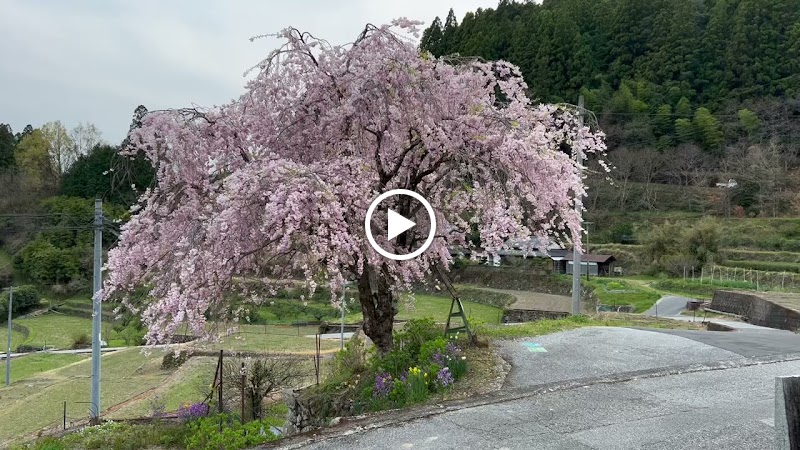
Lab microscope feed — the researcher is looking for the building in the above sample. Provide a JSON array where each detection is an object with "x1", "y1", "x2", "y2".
[{"x1": 551, "y1": 253, "x2": 616, "y2": 276}]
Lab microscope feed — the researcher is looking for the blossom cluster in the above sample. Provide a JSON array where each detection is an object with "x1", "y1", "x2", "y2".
[{"x1": 102, "y1": 19, "x2": 607, "y2": 345}]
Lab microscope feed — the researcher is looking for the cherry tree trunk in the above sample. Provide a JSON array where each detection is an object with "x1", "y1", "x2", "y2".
[{"x1": 357, "y1": 268, "x2": 395, "y2": 355}]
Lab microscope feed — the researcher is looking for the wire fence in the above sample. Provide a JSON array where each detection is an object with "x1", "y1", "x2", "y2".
[{"x1": 681, "y1": 265, "x2": 800, "y2": 293}]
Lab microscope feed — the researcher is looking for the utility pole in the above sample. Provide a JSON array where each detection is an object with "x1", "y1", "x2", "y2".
[
  {"x1": 339, "y1": 281, "x2": 351, "y2": 351},
  {"x1": 571, "y1": 95, "x2": 585, "y2": 316},
  {"x1": 340, "y1": 291, "x2": 346, "y2": 351},
  {"x1": 90, "y1": 199, "x2": 102, "y2": 424},
  {"x1": 6, "y1": 286, "x2": 12, "y2": 386}
]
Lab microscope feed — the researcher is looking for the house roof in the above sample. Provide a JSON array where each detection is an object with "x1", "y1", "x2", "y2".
[
  {"x1": 550, "y1": 254, "x2": 617, "y2": 264},
  {"x1": 562, "y1": 254, "x2": 616, "y2": 263}
]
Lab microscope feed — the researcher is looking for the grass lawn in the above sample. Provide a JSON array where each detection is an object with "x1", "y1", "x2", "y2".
[
  {"x1": 203, "y1": 324, "x2": 342, "y2": 354},
  {"x1": 5, "y1": 353, "x2": 88, "y2": 384},
  {"x1": 108, "y1": 356, "x2": 219, "y2": 419},
  {"x1": 483, "y1": 313, "x2": 703, "y2": 339},
  {"x1": 396, "y1": 294, "x2": 503, "y2": 324},
  {"x1": 13, "y1": 314, "x2": 94, "y2": 350},
  {"x1": 582, "y1": 277, "x2": 661, "y2": 312},
  {"x1": 0, "y1": 348, "x2": 175, "y2": 446}
]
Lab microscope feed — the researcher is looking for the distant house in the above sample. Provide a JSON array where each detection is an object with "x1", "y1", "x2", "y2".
[
  {"x1": 551, "y1": 254, "x2": 616, "y2": 276},
  {"x1": 716, "y1": 179, "x2": 738, "y2": 188}
]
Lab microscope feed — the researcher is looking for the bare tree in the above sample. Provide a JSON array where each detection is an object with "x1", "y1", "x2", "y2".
[
  {"x1": 223, "y1": 355, "x2": 307, "y2": 421},
  {"x1": 41, "y1": 121, "x2": 76, "y2": 174},
  {"x1": 71, "y1": 122, "x2": 104, "y2": 157},
  {"x1": 608, "y1": 147, "x2": 636, "y2": 210},
  {"x1": 633, "y1": 148, "x2": 663, "y2": 210},
  {"x1": 664, "y1": 144, "x2": 705, "y2": 186}
]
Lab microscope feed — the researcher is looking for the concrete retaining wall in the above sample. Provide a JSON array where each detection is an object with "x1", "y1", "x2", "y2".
[{"x1": 710, "y1": 290, "x2": 800, "y2": 332}]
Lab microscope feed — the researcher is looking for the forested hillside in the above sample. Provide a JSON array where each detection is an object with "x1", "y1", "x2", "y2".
[
  {"x1": 422, "y1": 0, "x2": 800, "y2": 217},
  {"x1": 0, "y1": 106, "x2": 153, "y2": 298}
]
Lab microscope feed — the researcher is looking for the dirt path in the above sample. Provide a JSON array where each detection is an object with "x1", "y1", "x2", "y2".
[{"x1": 469, "y1": 286, "x2": 589, "y2": 313}]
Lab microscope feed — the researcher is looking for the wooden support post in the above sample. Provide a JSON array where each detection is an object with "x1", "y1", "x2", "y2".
[
  {"x1": 218, "y1": 350, "x2": 224, "y2": 414},
  {"x1": 775, "y1": 375, "x2": 800, "y2": 449},
  {"x1": 240, "y1": 362, "x2": 246, "y2": 423}
]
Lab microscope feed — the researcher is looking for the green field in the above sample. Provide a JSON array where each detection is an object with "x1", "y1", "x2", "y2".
[
  {"x1": 4, "y1": 353, "x2": 88, "y2": 383},
  {"x1": 2, "y1": 314, "x2": 110, "y2": 351},
  {"x1": 483, "y1": 313, "x2": 703, "y2": 339},
  {"x1": 573, "y1": 277, "x2": 660, "y2": 313},
  {"x1": 0, "y1": 348, "x2": 174, "y2": 445},
  {"x1": 205, "y1": 324, "x2": 342, "y2": 353},
  {"x1": 396, "y1": 294, "x2": 503, "y2": 324}
]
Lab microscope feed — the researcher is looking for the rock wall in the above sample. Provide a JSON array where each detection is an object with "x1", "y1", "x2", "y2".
[
  {"x1": 284, "y1": 388, "x2": 353, "y2": 435},
  {"x1": 710, "y1": 290, "x2": 800, "y2": 332},
  {"x1": 502, "y1": 309, "x2": 570, "y2": 323}
]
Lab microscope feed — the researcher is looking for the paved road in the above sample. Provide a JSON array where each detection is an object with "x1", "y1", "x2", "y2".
[
  {"x1": 301, "y1": 358, "x2": 798, "y2": 449},
  {"x1": 497, "y1": 327, "x2": 742, "y2": 388},
  {"x1": 285, "y1": 326, "x2": 800, "y2": 449},
  {"x1": 648, "y1": 327, "x2": 800, "y2": 357},
  {"x1": 643, "y1": 295, "x2": 690, "y2": 317},
  {"x1": 644, "y1": 295, "x2": 780, "y2": 332}
]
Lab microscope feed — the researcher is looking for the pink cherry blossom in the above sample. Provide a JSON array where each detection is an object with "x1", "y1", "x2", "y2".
[{"x1": 104, "y1": 21, "x2": 606, "y2": 352}]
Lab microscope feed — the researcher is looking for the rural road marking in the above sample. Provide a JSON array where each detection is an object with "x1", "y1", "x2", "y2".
[{"x1": 522, "y1": 342, "x2": 547, "y2": 353}]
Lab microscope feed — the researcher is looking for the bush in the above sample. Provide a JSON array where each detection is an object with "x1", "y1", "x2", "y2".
[
  {"x1": 161, "y1": 350, "x2": 190, "y2": 369},
  {"x1": 0, "y1": 285, "x2": 40, "y2": 318},
  {"x1": 184, "y1": 414, "x2": 279, "y2": 450},
  {"x1": 121, "y1": 325, "x2": 146, "y2": 346},
  {"x1": 393, "y1": 318, "x2": 441, "y2": 361},
  {"x1": 70, "y1": 332, "x2": 91, "y2": 349},
  {"x1": 363, "y1": 321, "x2": 468, "y2": 411}
]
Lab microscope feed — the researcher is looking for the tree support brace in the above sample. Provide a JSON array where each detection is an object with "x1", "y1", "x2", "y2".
[{"x1": 434, "y1": 264, "x2": 475, "y2": 345}]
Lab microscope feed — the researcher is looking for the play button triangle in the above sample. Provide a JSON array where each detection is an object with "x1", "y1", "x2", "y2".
[{"x1": 387, "y1": 209, "x2": 416, "y2": 241}]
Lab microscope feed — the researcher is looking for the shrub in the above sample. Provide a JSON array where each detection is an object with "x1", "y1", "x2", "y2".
[
  {"x1": 0, "y1": 285, "x2": 40, "y2": 317},
  {"x1": 161, "y1": 350, "x2": 190, "y2": 369},
  {"x1": 333, "y1": 338, "x2": 369, "y2": 375},
  {"x1": 393, "y1": 318, "x2": 441, "y2": 361},
  {"x1": 121, "y1": 325, "x2": 146, "y2": 346},
  {"x1": 70, "y1": 332, "x2": 91, "y2": 349},
  {"x1": 184, "y1": 414, "x2": 279, "y2": 450}
]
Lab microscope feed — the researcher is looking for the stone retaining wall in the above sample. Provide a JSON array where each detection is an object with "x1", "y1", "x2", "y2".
[
  {"x1": 284, "y1": 388, "x2": 353, "y2": 435},
  {"x1": 502, "y1": 309, "x2": 570, "y2": 323},
  {"x1": 710, "y1": 290, "x2": 800, "y2": 332}
]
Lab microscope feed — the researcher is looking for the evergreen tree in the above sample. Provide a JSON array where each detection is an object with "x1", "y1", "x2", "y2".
[
  {"x1": 420, "y1": 17, "x2": 444, "y2": 56},
  {"x1": 693, "y1": 107, "x2": 724, "y2": 153},
  {"x1": 0, "y1": 124, "x2": 15, "y2": 170}
]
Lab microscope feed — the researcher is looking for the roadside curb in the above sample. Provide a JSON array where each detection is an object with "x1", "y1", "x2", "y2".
[{"x1": 263, "y1": 351, "x2": 800, "y2": 449}]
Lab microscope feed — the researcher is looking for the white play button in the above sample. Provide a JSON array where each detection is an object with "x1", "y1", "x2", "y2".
[
  {"x1": 387, "y1": 209, "x2": 416, "y2": 241},
  {"x1": 364, "y1": 189, "x2": 437, "y2": 261}
]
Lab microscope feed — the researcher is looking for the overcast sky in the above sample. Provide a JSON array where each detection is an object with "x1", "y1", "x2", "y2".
[{"x1": 0, "y1": 0, "x2": 499, "y2": 144}]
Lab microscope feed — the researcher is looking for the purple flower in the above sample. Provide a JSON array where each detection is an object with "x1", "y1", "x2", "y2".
[
  {"x1": 178, "y1": 402, "x2": 209, "y2": 420},
  {"x1": 373, "y1": 372, "x2": 393, "y2": 398},
  {"x1": 445, "y1": 342, "x2": 461, "y2": 358},
  {"x1": 431, "y1": 350, "x2": 447, "y2": 366},
  {"x1": 436, "y1": 367, "x2": 454, "y2": 388}
]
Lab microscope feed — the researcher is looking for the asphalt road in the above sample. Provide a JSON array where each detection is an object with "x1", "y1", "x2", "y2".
[
  {"x1": 287, "y1": 326, "x2": 800, "y2": 450},
  {"x1": 643, "y1": 296, "x2": 690, "y2": 317},
  {"x1": 302, "y1": 358, "x2": 798, "y2": 450},
  {"x1": 497, "y1": 327, "x2": 742, "y2": 388}
]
